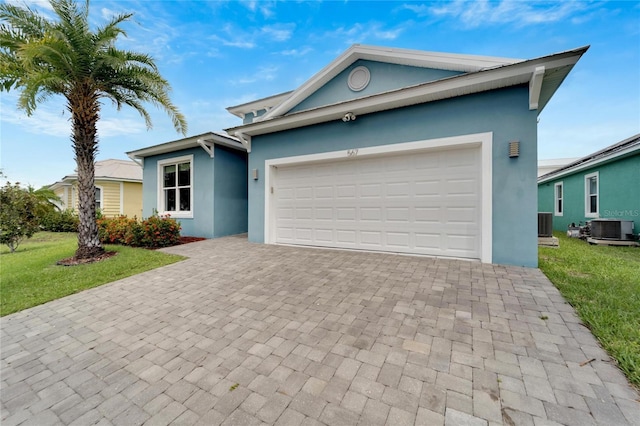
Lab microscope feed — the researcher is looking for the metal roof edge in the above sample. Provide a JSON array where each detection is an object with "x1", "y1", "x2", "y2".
[{"x1": 538, "y1": 133, "x2": 640, "y2": 183}]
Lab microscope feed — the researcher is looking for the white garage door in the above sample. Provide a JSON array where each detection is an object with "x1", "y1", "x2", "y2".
[{"x1": 273, "y1": 146, "x2": 481, "y2": 259}]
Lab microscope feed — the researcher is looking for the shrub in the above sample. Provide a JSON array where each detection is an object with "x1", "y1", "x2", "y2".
[
  {"x1": 97, "y1": 214, "x2": 180, "y2": 248},
  {"x1": 40, "y1": 209, "x2": 79, "y2": 232},
  {"x1": 0, "y1": 182, "x2": 40, "y2": 252},
  {"x1": 138, "y1": 214, "x2": 181, "y2": 248},
  {"x1": 97, "y1": 216, "x2": 139, "y2": 245}
]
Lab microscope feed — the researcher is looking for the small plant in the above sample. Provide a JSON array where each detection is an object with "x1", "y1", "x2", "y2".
[
  {"x1": 540, "y1": 315, "x2": 549, "y2": 320},
  {"x1": 229, "y1": 383, "x2": 239, "y2": 391}
]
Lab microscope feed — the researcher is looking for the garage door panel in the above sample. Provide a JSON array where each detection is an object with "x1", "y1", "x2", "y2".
[
  {"x1": 273, "y1": 146, "x2": 481, "y2": 259},
  {"x1": 361, "y1": 207, "x2": 382, "y2": 221},
  {"x1": 386, "y1": 207, "x2": 410, "y2": 222},
  {"x1": 315, "y1": 186, "x2": 333, "y2": 199},
  {"x1": 336, "y1": 230, "x2": 357, "y2": 244},
  {"x1": 337, "y1": 185, "x2": 357, "y2": 198},
  {"x1": 360, "y1": 183, "x2": 382, "y2": 198},
  {"x1": 360, "y1": 231, "x2": 382, "y2": 246}
]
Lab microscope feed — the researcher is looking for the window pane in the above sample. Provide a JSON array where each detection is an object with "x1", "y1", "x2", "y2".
[
  {"x1": 590, "y1": 195, "x2": 597, "y2": 213},
  {"x1": 179, "y1": 188, "x2": 190, "y2": 211},
  {"x1": 589, "y1": 177, "x2": 597, "y2": 195},
  {"x1": 165, "y1": 188, "x2": 176, "y2": 211},
  {"x1": 164, "y1": 165, "x2": 176, "y2": 188},
  {"x1": 558, "y1": 200, "x2": 562, "y2": 213},
  {"x1": 556, "y1": 185, "x2": 562, "y2": 198},
  {"x1": 178, "y1": 162, "x2": 190, "y2": 186},
  {"x1": 95, "y1": 187, "x2": 101, "y2": 208}
]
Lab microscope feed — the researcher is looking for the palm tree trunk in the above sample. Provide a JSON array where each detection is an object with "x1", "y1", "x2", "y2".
[{"x1": 69, "y1": 84, "x2": 104, "y2": 259}]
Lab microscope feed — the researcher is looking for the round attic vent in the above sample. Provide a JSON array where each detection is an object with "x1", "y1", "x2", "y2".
[{"x1": 347, "y1": 66, "x2": 370, "y2": 92}]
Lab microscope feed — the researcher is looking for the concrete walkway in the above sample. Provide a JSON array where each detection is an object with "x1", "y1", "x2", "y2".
[{"x1": 1, "y1": 235, "x2": 638, "y2": 425}]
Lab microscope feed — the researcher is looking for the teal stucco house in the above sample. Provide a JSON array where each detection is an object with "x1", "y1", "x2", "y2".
[
  {"x1": 129, "y1": 44, "x2": 587, "y2": 267},
  {"x1": 538, "y1": 134, "x2": 640, "y2": 234}
]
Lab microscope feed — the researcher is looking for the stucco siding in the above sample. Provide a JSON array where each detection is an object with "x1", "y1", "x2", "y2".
[
  {"x1": 538, "y1": 153, "x2": 640, "y2": 232},
  {"x1": 213, "y1": 145, "x2": 248, "y2": 237},
  {"x1": 142, "y1": 147, "x2": 215, "y2": 238},
  {"x1": 122, "y1": 182, "x2": 143, "y2": 218},
  {"x1": 289, "y1": 60, "x2": 463, "y2": 114},
  {"x1": 249, "y1": 85, "x2": 538, "y2": 267}
]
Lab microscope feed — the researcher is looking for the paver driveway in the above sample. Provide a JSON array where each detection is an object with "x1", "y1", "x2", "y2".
[{"x1": 2, "y1": 235, "x2": 639, "y2": 426}]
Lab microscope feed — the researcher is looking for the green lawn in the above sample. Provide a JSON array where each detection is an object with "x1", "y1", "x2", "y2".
[
  {"x1": 0, "y1": 232, "x2": 184, "y2": 316},
  {"x1": 539, "y1": 232, "x2": 640, "y2": 388}
]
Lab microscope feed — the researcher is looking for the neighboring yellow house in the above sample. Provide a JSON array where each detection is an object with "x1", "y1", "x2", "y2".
[{"x1": 49, "y1": 159, "x2": 143, "y2": 218}]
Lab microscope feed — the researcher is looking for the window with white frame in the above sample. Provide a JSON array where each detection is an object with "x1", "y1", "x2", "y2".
[
  {"x1": 585, "y1": 172, "x2": 599, "y2": 217},
  {"x1": 95, "y1": 186, "x2": 103, "y2": 210},
  {"x1": 158, "y1": 155, "x2": 193, "y2": 217},
  {"x1": 554, "y1": 182, "x2": 563, "y2": 216}
]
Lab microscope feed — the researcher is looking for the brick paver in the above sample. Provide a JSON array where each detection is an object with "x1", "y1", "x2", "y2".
[{"x1": 1, "y1": 235, "x2": 638, "y2": 425}]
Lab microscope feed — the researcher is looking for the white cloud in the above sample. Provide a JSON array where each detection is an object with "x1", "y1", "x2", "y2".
[
  {"x1": 239, "y1": 0, "x2": 276, "y2": 18},
  {"x1": 230, "y1": 65, "x2": 279, "y2": 85},
  {"x1": 261, "y1": 24, "x2": 295, "y2": 42},
  {"x1": 409, "y1": 0, "x2": 590, "y2": 28},
  {"x1": 279, "y1": 46, "x2": 313, "y2": 56},
  {"x1": 1, "y1": 102, "x2": 146, "y2": 139},
  {"x1": 321, "y1": 22, "x2": 406, "y2": 45},
  {"x1": 211, "y1": 35, "x2": 256, "y2": 49},
  {"x1": 6, "y1": 0, "x2": 53, "y2": 12}
]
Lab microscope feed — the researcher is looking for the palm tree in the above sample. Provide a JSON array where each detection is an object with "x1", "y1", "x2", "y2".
[{"x1": 0, "y1": 0, "x2": 187, "y2": 259}]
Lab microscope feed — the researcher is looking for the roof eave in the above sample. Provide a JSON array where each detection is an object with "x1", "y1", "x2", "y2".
[
  {"x1": 226, "y1": 46, "x2": 588, "y2": 138},
  {"x1": 257, "y1": 44, "x2": 524, "y2": 122},
  {"x1": 226, "y1": 91, "x2": 294, "y2": 119},
  {"x1": 538, "y1": 136, "x2": 640, "y2": 183},
  {"x1": 126, "y1": 131, "x2": 245, "y2": 160}
]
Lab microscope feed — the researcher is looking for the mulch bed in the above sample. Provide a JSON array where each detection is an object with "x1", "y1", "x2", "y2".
[
  {"x1": 56, "y1": 237, "x2": 206, "y2": 266},
  {"x1": 177, "y1": 236, "x2": 206, "y2": 245},
  {"x1": 56, "y1": 251, "x2": 118, "y2": 266}
]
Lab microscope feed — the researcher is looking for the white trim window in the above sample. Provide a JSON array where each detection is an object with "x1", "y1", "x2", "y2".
[
  {"x1": 158, "y1": 155, "x2": 193, "y2": 218},
  {"x1": 95, "y1": 185, "x2": 103, "y2": 211},
  {"x1": 554, "y1": 182, "x2": 563, "y2": 216},
  {"x1": 585, "y1": 172, "x2": 599, "y2": 217}
]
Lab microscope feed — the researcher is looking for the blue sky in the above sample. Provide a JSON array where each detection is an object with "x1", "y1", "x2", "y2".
[{"x1": 1, "y1": 0, "x2": 639, "y2": 189}]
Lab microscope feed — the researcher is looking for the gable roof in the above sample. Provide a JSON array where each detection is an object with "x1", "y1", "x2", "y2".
[
  {"x1": 538, "y1": 133, "x2": 640, "y2": 183},
  {"x1": 225, "y1": 45, "x2": 588, "y2": 140},
  {"x1": 49, "y1": 159, "x2": 142, "y2": 190},
  {"x1": 126, "y1": 131, "x2": 245, "y2": 161},
  {"x1": 260, "y1": 44, "x2": 522, "y2": 122}
]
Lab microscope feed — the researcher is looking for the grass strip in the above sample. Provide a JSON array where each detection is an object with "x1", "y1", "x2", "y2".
[{"x1": 539, "y1": 232, "x2": 640, "y2": 388}]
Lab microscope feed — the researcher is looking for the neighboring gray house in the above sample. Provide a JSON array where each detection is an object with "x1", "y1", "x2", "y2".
[{"x1": 130, "y1": 44, "x2": 586, "y2": 267}]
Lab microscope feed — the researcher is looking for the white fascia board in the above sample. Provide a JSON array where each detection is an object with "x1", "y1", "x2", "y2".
[
  {"x1": 259, "y1": 45, "x2": 522, "y2": 122},
  {"x1": 227, "y1": 52, "x2": 583, "y2": 138},
  {"x1": 529, "y1": 66, "x2": 545, "y2": 110},
  {"x1": 127, "y1": 132, "x2": 245, "y2": 160},
  {"x1": 538, "y1": 144, "x2": 640, "y2": 184},
  {"x1": 226, "y1": 91, "x2": 293, "y2": 119}
]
